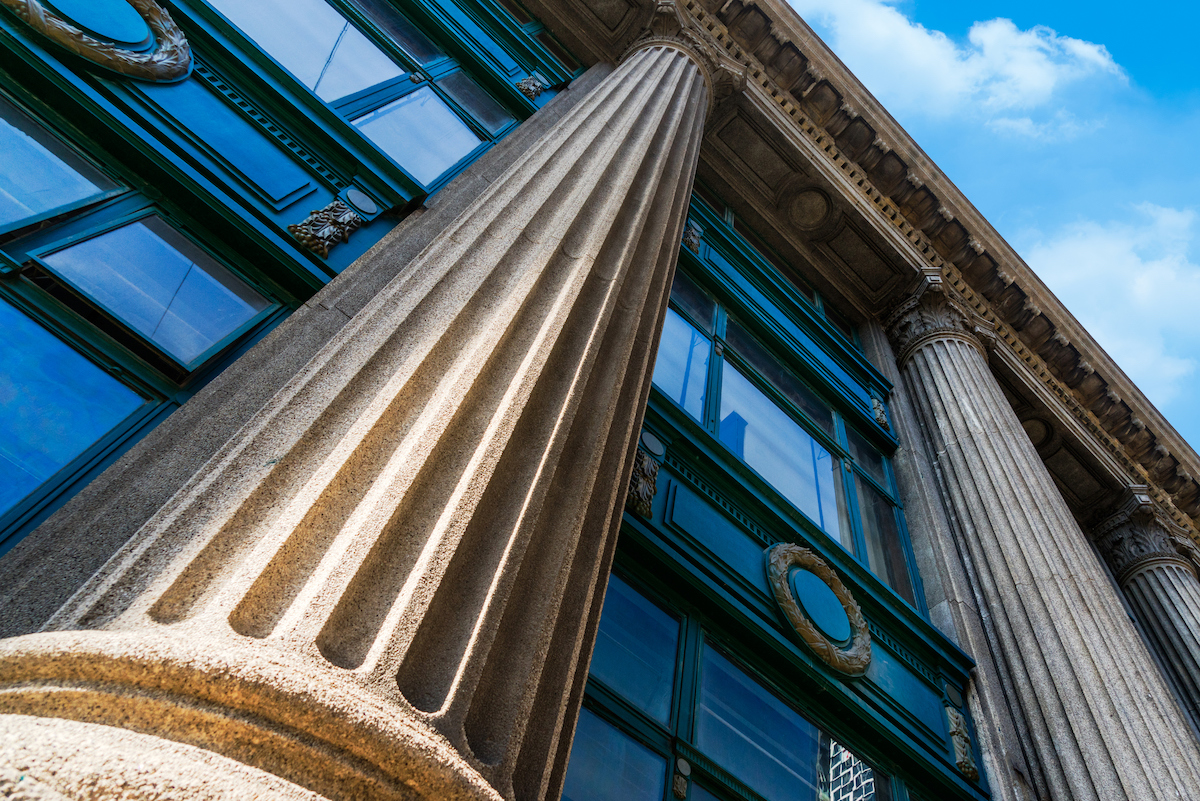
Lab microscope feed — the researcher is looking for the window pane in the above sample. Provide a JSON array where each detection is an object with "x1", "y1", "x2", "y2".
[
  {"x1": 350, "y1": 0, "x2": 444, "y2": 63},
  {"x1": 436, "y1": 72, "x2": 515, "y2": 135},
  {"x1": 652, "y1": 307, "x2": 708, "y2": 421},
  {"x1": 846, "y1": 426, "x2": 887, "y2": 488},
  {"x1": 353, "y1": 86, "x2": 483, "y2": 185},
  {"x1": 589, "y1": 574, "x2": 678, "y2": 724},
  {"x1": 855, "y1": 478, "x2": 916, "y2": 606},
  {"x1": 208, "y1": 0, "x2": 402, "y2": 101},
  {"x1": 0, "y1": 96, "x2": 115, "y2": 229},
  {"x1": 696, "y1": 645, "x2": 821, "y2": 801},
  {"x1": 562, "y1": 709, "x2": 666, "y2": 801},
  {"x1": 821, "y1": 736, "x2": 891, "y2": 801},
  {"x1": 719, "y1": 365, "x2": 847, "y2": 544},
  {"x1": 725, "y1": 319, "x2": 832, "y2": 435},
  {"x1": 42, "y1": 217, "x2": 270, "y2": 366},
  {"x1": 0, "y1": 298, "x2": 144, "y2": 517},
  {"x1": 669, "y1": 270, "x2": 715, "y2": 334}
]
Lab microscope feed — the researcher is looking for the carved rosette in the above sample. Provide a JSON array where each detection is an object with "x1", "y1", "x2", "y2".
[
  {"x1": 2, "y1": 0, "x2": 191, "y2": 82},
  {"x1": 766, "y1": 543, "x2": 871, "y2": 676},
  {"x1": 287, "y1": 199, "x2": 365, "y2": 258},
  {"x1": 885, "y1": 282, "x2": 991, "y2": 367},
  {"x1": 1094, "y1": 488, "x2": 1198, "y2": 585},
  {"x1": 945, "y1": 705, "x2": 980, "y2": 781},
  {"x1": 625, "y1": 448, "x2": 660, "y2": 519}
]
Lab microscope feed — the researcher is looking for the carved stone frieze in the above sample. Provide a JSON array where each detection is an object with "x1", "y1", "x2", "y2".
[
  {"x1": 1093, "y1": 487, "x2": 1197, "y2": 584},
  {"x1": 945, "y1": 705, "x2": 980, "y2": 781},
  {"x1": 765, "y1": 542, "x2": 871, "y2": 676},
  {"x1": 625, "y1": 447, "x2": 660, "y2": 519},
  {"x1": 884, "y1": 280, "x2": 992, "y2": 367},
  {"x1": 2, "y1": 0, "x2": 191, "y2": 82},
  {"x1": 287, "y1": 199, "x2": 365, "y2": 258}
]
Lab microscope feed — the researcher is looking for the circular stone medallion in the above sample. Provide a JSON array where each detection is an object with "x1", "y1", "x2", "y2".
[
  {"x1": 790, "y1": 567, "x2": 851, "y2": 643},
  {"x1": 46, "y1": 0, "x2": 151, "y2": 46},
  {"x1": 345, "y1": 188, "x2": 378, "y2": 216}
]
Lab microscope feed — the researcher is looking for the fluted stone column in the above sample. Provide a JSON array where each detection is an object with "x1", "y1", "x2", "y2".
[
  {"x1": 1095, "y1": 487, "x2": 1200, "y2": 731},
  {"x1": 0, "y1": 16, "x2": 714, "y2": 801},
  {"x1": 887, "y1": 280, "x2": 1200, "y2": 800}
]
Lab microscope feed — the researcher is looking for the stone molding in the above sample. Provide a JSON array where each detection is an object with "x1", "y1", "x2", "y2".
[
  {"x1": 884, "y1": 278, "x2": 993, "y2": 368},
  {"x1": 765, "y1": 542, "x2": 871, "y2": 676},
  {"x1": 1, "y1": 0, "x2": 191, "y2": 82},
  {"x1": 1094, "y1": 487, "x2": 1198, "y2": 585},
  {"x1": 945, "y1": 705, "x2": 979, "y2": 782}
]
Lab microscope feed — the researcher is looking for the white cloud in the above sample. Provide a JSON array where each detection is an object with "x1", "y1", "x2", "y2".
[
  {"x1": 790, "y1": 0, "x2": 1124, "y2": 126},
  {"x1": 1024, "y1": 204, "x2": 1200, "y2": 408}
]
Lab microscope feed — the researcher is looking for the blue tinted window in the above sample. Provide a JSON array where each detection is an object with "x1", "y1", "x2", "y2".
[
  {"x1": 42, "y1": 218, "x2": 270, "y2": 367},
  {"x1": 0, "y1": 96, "x2": 115, "y2": 230},
  {"x1": 352, "y1": 87, "x2": 483, "y2": 185},
  {"x1": 208, "y1": 0, "x2": 403, "y2": 101},
  {"x1": 562, "y1": 708, "x2": 666, "y2": 801},
  {"x1": 0, "y1": 298, "x2": 144, "y2": 517},
  {"x1": 590, "y1": 574, "x2": 678, "y2": 724},
  {"x1": 652, "y1": 307, "x2": 709, "y2": 421},
  {"x1": 696, "y1": 646, "x2": 821, "y2": 801},
  {"x1": 855, "y1": 478, "x2": 915, "y2": 605},
  {"x1": 719, "y1": 365, "x2": 849, "y2": 546}
]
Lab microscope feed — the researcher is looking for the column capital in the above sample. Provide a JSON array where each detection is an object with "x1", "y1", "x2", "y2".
[
  {"x1": 1094, "y1": 486, "x2": 1198, "y2": 583},
  {"x1": 884, "y1": 277, "x2": 994, "y2": 367},
  {"x1": 622, "y1": 0, "x2": 745, "y2": 114}
]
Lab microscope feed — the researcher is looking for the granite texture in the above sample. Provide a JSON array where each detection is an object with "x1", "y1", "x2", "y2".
[{"x1": 0, "y1": 42, "x2": 709, "y2": 801}]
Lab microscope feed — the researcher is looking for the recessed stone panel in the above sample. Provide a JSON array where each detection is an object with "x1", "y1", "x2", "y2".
[
  {"x1": 716, "y1": 115, "x2": 793, "y2": 191},
  {"x1": 827, "y1": 226, "x2": 896, "y2": 292}
]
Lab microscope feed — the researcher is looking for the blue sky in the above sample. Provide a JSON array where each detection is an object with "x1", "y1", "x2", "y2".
[{"x1": 789, "y1": 0, "x2": 1200, "y2": 450}]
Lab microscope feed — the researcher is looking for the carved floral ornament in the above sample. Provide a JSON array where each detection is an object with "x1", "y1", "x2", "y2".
[
  {"x1": 885, "y1": 279, "x2": 995, "y2": 368},
  {"x1": 1094, "y1": 487, "x2": 1200, "y2": 584},
  {"x1": 2, "y1": 0, "x2": 191, "y2": 82},
  {"x1": 766, "y1": 542, "x2": 871, "y2": 676}
]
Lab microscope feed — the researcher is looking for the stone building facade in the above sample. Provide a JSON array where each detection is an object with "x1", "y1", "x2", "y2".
[{"x1": 2, "y1": 0, "x2": 1200, "y2": 800}]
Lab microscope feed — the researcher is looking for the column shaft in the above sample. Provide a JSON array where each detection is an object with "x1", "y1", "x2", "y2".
[
  {"x1": 890, "y1": 286, "x2": 1200, "y2": 800},
  {"x1": 0, "y1": 41, "x2": 709, "y2": 801},
  {"x1": 1094, "y1": 490, "x2": 1200, "y2": 733}
]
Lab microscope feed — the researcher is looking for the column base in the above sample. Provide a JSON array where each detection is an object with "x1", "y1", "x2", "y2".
[{"x1": 0, "y1": 631, "x2": 501, "y2": 801}]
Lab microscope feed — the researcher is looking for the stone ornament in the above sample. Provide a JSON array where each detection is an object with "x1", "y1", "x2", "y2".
[
  {"x1": 945, "y1": 705, "x2": 980, "y2": 781},
  {"x1": 623, "y1": 0, "x2": 746, "y2": 115},
  {"x1": 766, "y1": 542, "x2": 871, "y2": 676},
  {"x1": 515, "y1": 75, "x2": 545, "y2": 100},
  {"x1": 682, "y1": 220, "x2": 701, "y2": 253},
  {"x1": 2, "y1": 0, "x2": 191, "y2": 82},
  {"x1": 1094, "y1": 487, "x2": 1199, "y2": 584},
  {"x1": 871, "y1": 397, "x2": 890, "y2": 431},
  {"x1": 287, "y1": 199, "x2": 365, "y2": 258},
  {"x1": 625, "y1": 447, "x2": 660, "y2": 519},
  {"x1": 885, "y1": 279, "x2": 993, "y2": 368}
]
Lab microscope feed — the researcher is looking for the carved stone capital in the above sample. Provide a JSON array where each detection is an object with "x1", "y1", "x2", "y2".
[
  {"x1": 1094, "y1": 487, "x2": 1197, "y2": 584},
  {"x1": 622, "y1": 0, "x2": 744, "y2": 113},
  {"x1": 884, "y1": 279, "x2": 991, "y2": 367}
]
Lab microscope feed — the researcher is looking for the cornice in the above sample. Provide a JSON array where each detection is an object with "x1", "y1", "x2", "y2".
[
  {"x1": 667, "y1": 0, "x2": 1200, "y2": 532},
  {"x1": 521, "y1": 0, "x2": 1200, "y2": 534}
]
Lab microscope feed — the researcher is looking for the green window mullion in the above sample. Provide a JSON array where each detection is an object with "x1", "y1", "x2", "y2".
[{"x1": 675, "y1": 613, "x2": 705, "y2": 745}]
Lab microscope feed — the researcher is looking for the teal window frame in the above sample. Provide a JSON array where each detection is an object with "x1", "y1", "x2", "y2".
[
  {"x1": 569, "y1": 566, "x2": 913, "y2": 801},
  {"x1": 0, "y1": 94, "x2": 291, "y2": 556},
  {"x1": 190, "y1": 0, "x2": 578, "y2": 195},
  {"x1": 653, "y1": 256, "x2": 923, "y2": 611}
]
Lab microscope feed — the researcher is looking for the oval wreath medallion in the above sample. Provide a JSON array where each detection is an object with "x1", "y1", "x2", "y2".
[
  {"x1": 766, "y1": 542, "x2": 871, "y2": 676},
  {"x1": 2, "y1": 0, "x2": 191, "y2": 82}
]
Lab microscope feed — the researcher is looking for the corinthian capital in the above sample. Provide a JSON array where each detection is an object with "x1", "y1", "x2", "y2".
[
  {"x1": 623, "y1": 0, "x2": 746, "y2": 112},
  {"x1": 884, "y1": 279, "x2": 992, "y2": 366},
  {"x1": 1094, "y1": 487, "x2": 1197, "y2": 584}
]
